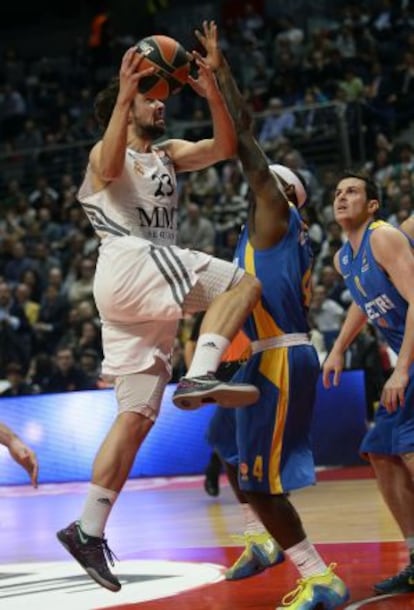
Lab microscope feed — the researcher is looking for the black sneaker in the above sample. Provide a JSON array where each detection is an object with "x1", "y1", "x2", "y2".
[
  {"x1": 56, "y1": 521, "x2": 121, "y2": 592},
  {"x1": 204, "y1": 452, "x2": 222, "y2": 497},
  {"x1": 172, "y1": 373, "x2": 260, "y2": 410},
  {"x1": 374, "y1": 563, "x2": 414, "y2": 594}
]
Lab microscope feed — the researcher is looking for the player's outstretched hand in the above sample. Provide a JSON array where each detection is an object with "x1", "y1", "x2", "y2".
[{"x1": 8, "y1": 437, "x2": 39, "y2": 488}]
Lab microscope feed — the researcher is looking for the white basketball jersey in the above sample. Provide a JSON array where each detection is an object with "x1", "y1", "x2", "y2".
[{"x1": 78, "y1": 146, "x2": 178, "y2": 247}]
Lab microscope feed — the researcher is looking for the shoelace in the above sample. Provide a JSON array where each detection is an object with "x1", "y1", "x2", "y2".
[
  {"x1": 230, "y1": 532, "x2": 264, "y2": 545},
  {"x1": 178, "y1": 374, "x2": 217, "y2": 388},
  {"x1": 86, "y1": 536, "x2": 118, "y2": 567},
  {"x1": 230, "y1": 534, "x2": 250, "y2": 545},
  {"x1": 100, "y1": 537, "x2": 118, "y2": 567},
  {"x1": 230, "y1": 532, "x2": 271, "y2": 545},
  {"x1": 281, "y1": 563, "x2": 337, "y2": 606}
]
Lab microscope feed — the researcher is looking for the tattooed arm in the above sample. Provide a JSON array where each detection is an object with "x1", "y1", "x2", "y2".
[{"x1": 194, "y1": 21, "x2": 289, "y2": 245}]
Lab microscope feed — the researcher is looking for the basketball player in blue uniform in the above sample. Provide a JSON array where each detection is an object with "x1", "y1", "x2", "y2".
[
  {"x1": 323, "y1": 172, "x2": 414, "y2": 595},
  {"x1": 197, "y1": 21, "x2": 349, "y2": 610}
]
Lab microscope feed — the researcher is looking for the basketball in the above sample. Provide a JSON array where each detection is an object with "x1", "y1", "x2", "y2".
[{"x1": 135, "y1": 35, "x2": 190, "y2": 100}]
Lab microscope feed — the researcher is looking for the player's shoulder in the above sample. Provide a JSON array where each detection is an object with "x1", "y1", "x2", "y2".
[
  {"x1": 157, "y1": 138, "x2": 186, "y2": 155},
  {"x1": 369, "y1": 221, "x2": 406, "y2": 245},
  {"x1": 369, "y1": 220, "x2": 412, "y2": 263},
  {"x1": 89, "y1": 139, "x2": 102, "y2": 161},
  {"x1": 155, "y1": 138, "x2": 187, "y2": 165}
]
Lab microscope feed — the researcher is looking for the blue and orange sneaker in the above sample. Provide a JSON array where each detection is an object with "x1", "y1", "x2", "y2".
[
  {"x1": 276, "y1": 563, "x2": 349, "y2": 609},
  {"x1": 225, "y1": 532, "x2": 284, "y2": 580}
]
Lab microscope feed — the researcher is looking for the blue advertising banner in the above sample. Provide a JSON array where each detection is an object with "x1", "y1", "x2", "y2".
[{"x1": 0, "y1": 371, "x2": 367, "y2": 485}]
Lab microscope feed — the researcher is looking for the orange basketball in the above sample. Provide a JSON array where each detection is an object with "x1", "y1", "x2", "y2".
[{"x1": 135, "y1": 35, "x2": 191, "y2": 100}]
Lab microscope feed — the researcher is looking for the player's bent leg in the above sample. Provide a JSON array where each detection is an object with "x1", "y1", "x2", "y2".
[{"x1": 174, "y1": 263, "x2": 260, "y2": 410}]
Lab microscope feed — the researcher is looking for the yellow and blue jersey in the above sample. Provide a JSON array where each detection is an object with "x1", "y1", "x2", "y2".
[
  {"x1": 340, "y1": 221, "x2": 414, "y2": 458},
  {"x1": 234, "y1": 205, "x2": 313, "y2": 339},
  {"x1": 338, "y1": 221, "x2": 409, "y2": 355},
  {"x1": 208, "y1": 206, "x2": 320, "y2": 494}
]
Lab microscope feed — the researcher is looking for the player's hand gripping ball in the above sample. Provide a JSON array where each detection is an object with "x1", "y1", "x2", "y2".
[{"x1": 135, "y1": 35, "x2": 190, "y2": 100}]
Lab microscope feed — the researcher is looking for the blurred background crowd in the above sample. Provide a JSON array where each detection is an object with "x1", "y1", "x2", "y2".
[{"x1": 0, "y1": 0, "x2": 412, "y2": 421}]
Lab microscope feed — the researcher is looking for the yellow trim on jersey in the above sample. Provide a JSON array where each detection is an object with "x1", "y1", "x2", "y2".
[
  {"x1": 244, "y1": 241, "x2": 289, "y2": 494},
  {"x1": 245, "y1": 241, "x2": 284, "y2": 338},
  {"x1": 302, "y1": 267, "x2": 312, "y2": 308},
  {"x1": 260, "y1": 346, "x2": 289, "y2": 494},
  {"x1": 354, "y1": 275, "x2": 367, "y2": 297},
  {"x1": 369, "y1": 220, "x2": 387, "y2": 230}
]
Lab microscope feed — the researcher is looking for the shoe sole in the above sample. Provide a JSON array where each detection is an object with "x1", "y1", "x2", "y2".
[
  {"x1": 56, "y1": 530, "x2": 121, "y2": 592},
  {"x1": 225, "y1": 549, "x2": 285, "y2": 581},
  {"x1": 173, "y1": 385, "x2": 260, "y2": 410},
  {"x1": 204, "y1": 479, "x2": 220, "y2": 496},
  {"x1": 225, "y1": 562, "x2": 266, "y2": 580}
]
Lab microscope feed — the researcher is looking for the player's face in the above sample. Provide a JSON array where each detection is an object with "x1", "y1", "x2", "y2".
[
  {"x1": 132, "y1": 94, "x2": 166, "y2": 139},
  {"x1": 333, "y1": 177, "x2": 377, "y2": 227},
  {"x1": 270, "y1": 171, "x2": 298, "y2": 206}
]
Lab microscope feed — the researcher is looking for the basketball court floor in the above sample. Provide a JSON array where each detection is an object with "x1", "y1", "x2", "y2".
[{"x1": 1, "y1": 465, "x2": 414, "y2": 609}]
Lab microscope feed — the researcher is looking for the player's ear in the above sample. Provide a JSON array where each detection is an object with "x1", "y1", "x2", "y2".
[{"x1": 368, "y1": 198, "x2": 379, "y2": 215}]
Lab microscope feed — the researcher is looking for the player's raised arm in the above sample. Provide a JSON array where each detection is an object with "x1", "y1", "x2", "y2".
[{"x1": 195, "y1": 20, "x2": 290, "y2": 244}]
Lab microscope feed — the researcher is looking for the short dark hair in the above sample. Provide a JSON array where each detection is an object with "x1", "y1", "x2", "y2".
[
  {"x1": 337, "y1": 170, "x2": 380, "y2": 202},
  {"x1": 94, "y1": 77, "x2": 120, "y2": 130}
]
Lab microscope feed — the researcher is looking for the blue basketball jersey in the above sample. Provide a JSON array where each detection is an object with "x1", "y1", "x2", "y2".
[
  {"x1": 234, "y1": 205, "x2": 313, "y2": 339},
  {"x1": 338, "y1": 221, "x2": 410, "y2": 355},
  {"x1": 209, "y1": 205, "x2": 319, "y2": 494}
]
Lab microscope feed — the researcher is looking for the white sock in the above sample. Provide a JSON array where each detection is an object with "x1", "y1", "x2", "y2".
[
  {"x1": 186, "y1": 333, "x2": 230, "y2": 378},
  {"x1": 79, "y1": 483, "x2": 118, "y2": 538},
  {"x1": 285, "y1": 538, "x2": 327, "y2": 578},
  {"x1": 242, "y1": 503, "x2": 266, "y2": 535}
]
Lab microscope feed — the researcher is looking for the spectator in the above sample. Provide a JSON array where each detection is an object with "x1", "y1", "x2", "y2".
[
  {"x1": 75, "y1": 319, "x2": 103, "y2": 360},
  {"x1": 0, "y1": 83, "x2": 27, "y2": 139},
  {"x1": 258, "y1": 97, "x2": 296, "y2": 152},
  {"x1": 67, "y1": 257, "x2": 96, "y2": 305},
  {"x1": 79, "y1": 348, "x2": 102, "y2": 388},
  {"x1": 187, "y1": 165, "x2": 221, "y2": 202},
  {"x1": 0, "y1": 280, "x2": 32, "y2": 375},
  {"x1": 33, "y1": 284, "x2": 70, "y2": 354},
  {"x1": 28, "y1": 353, "x2": 55, "y2": 394},
  {"x1": 45, "y1": 346, "x2": 95, "y2": 393},
  {"x1": 3, "y1": 240, "x2": 34, "y2": 285},
  {"x1": 14, "y1": 282, "x2": 40, "y2": 325},
  {"x1": 1, "y1": 362, "x2": 33, "y2": 396},
  {"x1": 309, "y1": 284, "x2": 345, "y2": 351},
  {"x1": 177, "y1": 202, "x2": 216, "y2": 254},
  {"x1": 318, "y1": 264, "x2": 351, "y2": 307}
]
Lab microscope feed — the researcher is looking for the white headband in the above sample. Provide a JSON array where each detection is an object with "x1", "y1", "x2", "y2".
[{"x1": 269, "y1": 163, "x2": 307, "y2": 208}]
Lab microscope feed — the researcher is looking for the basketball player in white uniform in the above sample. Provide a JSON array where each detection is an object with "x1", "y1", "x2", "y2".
[{"x1": 56, "y1": 38, "x2": 261, "y2": 591}]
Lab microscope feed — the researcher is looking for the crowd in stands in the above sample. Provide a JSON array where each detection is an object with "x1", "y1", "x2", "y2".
[{"x1": 0, "y1": 1, "x2": 412, "y2": 419}]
